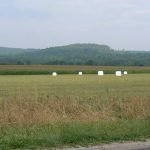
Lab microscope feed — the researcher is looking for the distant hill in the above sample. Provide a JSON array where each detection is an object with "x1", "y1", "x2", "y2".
[{"x1": 0, "y1": 44, "x2": 150, "y2": 66}]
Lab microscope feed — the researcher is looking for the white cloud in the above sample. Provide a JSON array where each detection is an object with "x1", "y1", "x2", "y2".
[{"x1": 135, "y1": 9, "x2": 150, "y2": 15}]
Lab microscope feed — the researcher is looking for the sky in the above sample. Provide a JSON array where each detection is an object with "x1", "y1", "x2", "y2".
[{"x1": 0, "y1": 0, "x2": 150, "y2": 50}]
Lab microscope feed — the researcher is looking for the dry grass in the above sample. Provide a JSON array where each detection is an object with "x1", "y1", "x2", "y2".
[
  {"x1": 0, "y1": 96, "x2": 150, "y2": 127},
  {"x1": 0, "y1": 74, "x2": 150, "y2": 149},
  {"x1": 0, "y1": 74, "x2": 150, "y2": 127}
]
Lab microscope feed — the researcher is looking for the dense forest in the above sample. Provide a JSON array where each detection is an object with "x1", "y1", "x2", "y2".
[{"x1": 0, "y1": 44, "x2": 150, "y2": 66}]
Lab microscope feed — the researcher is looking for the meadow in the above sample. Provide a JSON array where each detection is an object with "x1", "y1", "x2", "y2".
[{"x1": 0, "y1": 74, "x2": 150, "y2": 149}]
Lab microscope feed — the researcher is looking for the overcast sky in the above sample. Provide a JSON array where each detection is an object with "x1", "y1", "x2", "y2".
[{"x1": 0, "y1": 0, "x2": 150, "y2": 50}]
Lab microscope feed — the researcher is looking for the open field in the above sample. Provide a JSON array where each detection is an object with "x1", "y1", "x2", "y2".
[
  {"x1": 0, "y1": 74, "x2": 150, "y2": 149},
  {"x1": 0, "y1": 65, "x2": 150, "y2": 74}
]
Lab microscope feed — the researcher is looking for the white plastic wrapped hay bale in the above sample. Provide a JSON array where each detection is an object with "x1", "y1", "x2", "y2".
[
  {"x1": 116, "y1": 71, "x2": 122, "y2": 76},
  {"x1": 78, "y1": 72, "x2": 83, "y2": 76},
  {"x1": 98, "y1": 71, "x2": 104, "y2": 76},
  {"x1": 124, "y1": 71, "x2": 128, "y2": 75},
  {"x1": 52, "y1": 72, "x2": 57, "y2": 76}
]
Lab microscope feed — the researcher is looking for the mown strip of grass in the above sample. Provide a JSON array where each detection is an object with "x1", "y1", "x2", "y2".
[
  {"x1": 0, "y1": 120, "x2": 150, "y2": 149},
  {"x1": 0, "y1": 70, "x2": 150, "y2": 75},
  {"x1": 0, "y1": 65, "x2": 150, "y2": 75},
  {"x1": 0, "y1": 70, "x2": 49, "y2": 75}
]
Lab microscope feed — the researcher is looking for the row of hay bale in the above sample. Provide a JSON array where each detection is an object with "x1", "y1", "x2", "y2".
[{"x1": 52, "y1": 71, "x2": 128, "y2": 76}]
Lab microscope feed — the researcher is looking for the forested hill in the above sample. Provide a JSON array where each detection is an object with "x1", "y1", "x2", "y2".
[{"x1": 0, "y1": 44, "x2": 150, "y2": 66}]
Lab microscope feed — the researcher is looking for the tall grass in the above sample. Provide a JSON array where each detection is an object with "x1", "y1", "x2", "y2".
[{"x1": 0, "y1": 74, "x2": 150, "y2": 149}]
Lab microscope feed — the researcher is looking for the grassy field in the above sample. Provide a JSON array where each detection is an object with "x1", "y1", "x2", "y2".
[
  {"x1": 0, "y1": 74, "x2": 150, "y2": 149},
  {"x1": 0, "y1": 65, "x2": 150, "y2": 74}
]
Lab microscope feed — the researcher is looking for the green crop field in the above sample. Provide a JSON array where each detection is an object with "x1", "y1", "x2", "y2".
[
  {"x1": 0, "y1": 65, "x2": 150, "y2": 75},
  {"x1": 0, "y1": 74, "x2": 150, "y2": 149}
]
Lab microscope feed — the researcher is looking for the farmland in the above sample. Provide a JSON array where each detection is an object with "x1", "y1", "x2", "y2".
[
  {"x1": 0, "y1": 65, "x2": 150, "y2": 75},
  {"x1": 0, "y1": 73, "x2": 150, "y2": 149}
]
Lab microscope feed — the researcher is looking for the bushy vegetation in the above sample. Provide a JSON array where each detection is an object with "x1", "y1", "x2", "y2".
[
  {"x1": 0, "y1": 44, "x2": 150, "y2": 66},
  {"x1": 0, "y1": 75, "x2": 150, "y2": 149}
]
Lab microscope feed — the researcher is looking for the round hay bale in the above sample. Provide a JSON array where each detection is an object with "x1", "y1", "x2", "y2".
[
  {"x1": 98, "y1": 71, "x2": 104, "y2": 76},
  {"x1": 78, "y1": 72, "x2": 83, "y2": 76},
  {"x1": 52, "y1": 72, "x2": 57, "y2": 76},
  {"x1": 116, "y1": 71, "x2": 122, "y2": 76},
  {"x1": 124, "y1": 71, "x2": 128, "y2": 75}
]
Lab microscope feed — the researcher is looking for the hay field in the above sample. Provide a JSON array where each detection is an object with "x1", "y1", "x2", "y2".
[{"x1": 0, "y1": 74, "x2": 150, "y2": 149}]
